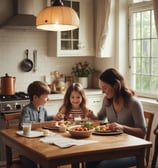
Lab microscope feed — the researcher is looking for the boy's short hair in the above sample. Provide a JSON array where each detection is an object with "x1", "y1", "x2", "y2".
[{"x1": 27, "y1": 81, "x2": 50, "y2": 101}]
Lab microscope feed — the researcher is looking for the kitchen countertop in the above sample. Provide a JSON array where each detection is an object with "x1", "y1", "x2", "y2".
[{"x1": 48, "y1": 89, "x2": 102, "y2": 100}]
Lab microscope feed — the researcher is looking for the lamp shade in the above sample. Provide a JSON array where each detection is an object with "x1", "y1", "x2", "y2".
[{"x1": 36, "y1": 6, "x2": 80, "y2": 31}]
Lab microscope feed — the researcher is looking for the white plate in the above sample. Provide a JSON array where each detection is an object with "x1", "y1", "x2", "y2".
[
  {"x1": 16, "y1": 130, "x2": 44, "y2": 138},
  {"x1": 42, "y1": 126, "x2": 59, "y2": 130},
  {"x1": 93, "y1": 130, "x2": 123, "y2": 136}
]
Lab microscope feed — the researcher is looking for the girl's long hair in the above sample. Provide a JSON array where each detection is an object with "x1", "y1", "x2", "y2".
[
  {"x1": 59, "y1": 83, "x2": 87, "y2": 115},
  {"x1": 100, "y1": 68, "x2": 135, "y2": 106}
]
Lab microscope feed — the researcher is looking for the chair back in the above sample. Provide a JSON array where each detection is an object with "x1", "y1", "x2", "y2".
[
  {"x1": 4, "y1": 112, "x2": 21, "y2": 129},
  {"x1": 3, "y1": 112, "x2": 24, "y2": 168},
  {"x1": 151, "y1": 124, "x2": 158, "y2": 168},
  {"x1": 144, "y1": 111, "x2": 154, "y2": 166}
]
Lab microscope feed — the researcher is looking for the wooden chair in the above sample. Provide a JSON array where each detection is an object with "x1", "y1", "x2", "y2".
[
  {"x1": 3, "y1": 112, "x2": 24, "y2": 168},
  {"x1": 4, "y1": 112, "x2": 21, "y2": 129},
  {"x1": 144, "y1": 111, "x2": 154, "y2": 166},
  {"x1": 151, "y1": 124, "x2": 158, "y2": 168},
  {"x1": 128, "y1": 111, "x2": 154, "y2": 168}
]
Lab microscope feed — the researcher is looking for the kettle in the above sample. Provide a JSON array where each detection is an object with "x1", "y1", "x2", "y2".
[{"x1": 0, "y1": 73, "x2": 16, "y2": 95}]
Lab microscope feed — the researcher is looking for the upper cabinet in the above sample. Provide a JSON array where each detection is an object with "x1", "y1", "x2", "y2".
[{"x1": 47, "y1": 0, "x2": 95, "y2": 57}]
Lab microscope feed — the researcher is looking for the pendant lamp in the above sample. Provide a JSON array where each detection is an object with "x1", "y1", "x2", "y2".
[{"x1": 36, "y1": 0, "x2": 80, "y2": 31}]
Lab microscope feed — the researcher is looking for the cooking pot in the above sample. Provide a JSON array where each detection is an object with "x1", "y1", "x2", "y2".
[{"x1": 0, "y1": 73, "x2": 16, "y2": 95}]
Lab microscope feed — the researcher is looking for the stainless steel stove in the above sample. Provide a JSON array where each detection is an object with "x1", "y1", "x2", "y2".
[
  {"x1": 0, "y1": 92, "x2": 30, "y2": 162},
  {"x1": 0, "y1": 92, "x2": 29, "y2": 114}
]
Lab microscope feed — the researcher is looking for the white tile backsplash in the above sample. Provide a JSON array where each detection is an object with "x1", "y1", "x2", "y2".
[{"x1": 0, "y1": 29, "x2": 93, "y2": 92}]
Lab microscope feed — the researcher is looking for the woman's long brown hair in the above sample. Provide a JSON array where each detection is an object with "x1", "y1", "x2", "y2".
[{"x1": 100, "y1": 68, "x2": 135, "y2": 106}]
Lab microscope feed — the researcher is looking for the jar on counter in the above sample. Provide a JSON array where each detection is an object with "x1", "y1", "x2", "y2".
[
  {"x1": 65, "y1": 76, "x2": 74, "y2": 88},
  {"x1": 52, "y1": 72, "x2": 66, "y2": 93},
  {"x1": 92, "y1": 71, "x2": 101, "y2": 89}
]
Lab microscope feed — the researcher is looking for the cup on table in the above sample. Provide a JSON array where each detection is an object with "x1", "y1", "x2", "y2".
[
  {"x1": 74, "y1": 114, "x2": 81, "y2": 125},
  {"x1": 22, "y1": 122, "x2": 32, "y2": 136}
]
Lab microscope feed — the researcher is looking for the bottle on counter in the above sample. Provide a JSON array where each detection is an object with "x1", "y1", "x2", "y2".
[
  {"x1": 65, "y1": 76, "x2": 74, "y2": 89},
  {"x1": 52, "y1": 71, "x2": 66, "y2": 93}
]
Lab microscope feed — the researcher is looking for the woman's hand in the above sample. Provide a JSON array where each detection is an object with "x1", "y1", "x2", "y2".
[
  {"x1": 86, "y1": 110, "x2": 93, "y2": 117},
  {"x1": 107, "y1": 122, "x2": 124, "y2": 131},
  {"x1": 86, "y1": 110, "x2": 98, "y2": 120},
  {"x1": 108, "y1": 122, "x2": 145, "y2": 138}
]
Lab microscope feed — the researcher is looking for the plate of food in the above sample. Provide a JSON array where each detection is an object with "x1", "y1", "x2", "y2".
[
  {"x1": 93, "y1": 125, "x2": 123, "y2": 135},
  {"x1": 42, "y1": 125, "x2": 60, "y2": 130},
  {"x1": 42, "y1": 121, "x2": 74, "y2": 130},
  {"x1": 68, "y1": 125, "x2": 94, "y2": 138}
]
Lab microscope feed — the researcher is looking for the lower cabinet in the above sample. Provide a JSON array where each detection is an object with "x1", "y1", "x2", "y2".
[
  {"x1": 46, "y1": 99, "x2": 63, "y2": 117},
  {"x1": 86, "y1": 94, "x2": 103, "y2": 115}
]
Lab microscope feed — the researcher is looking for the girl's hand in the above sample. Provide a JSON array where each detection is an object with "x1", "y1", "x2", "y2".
[
  {"x1": 107, "y1": 122, "x2": 124, "y2": 131},
  {"x1": 67, "y1": 114, "x2": 73, "y2": 120},
  {"x1": 56, "y1": 113, "x2": 64, "y2": 120}
]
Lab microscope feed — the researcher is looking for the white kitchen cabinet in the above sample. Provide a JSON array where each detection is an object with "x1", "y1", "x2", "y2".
[
  {"x1": 45, "y1": 99, "x2": 63, "y2": 117},
  {"x1": 47, "y1": 0, "x2": 94, "y2": 57},
  {"x1": 86, "y1": 94, "x2": 103, "y2": 115}
]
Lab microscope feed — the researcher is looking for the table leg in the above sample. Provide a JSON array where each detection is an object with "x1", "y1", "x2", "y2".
[
  {"x1": 71, "y1": 163, "x2": 80, "y2": 168},
  {"x1": 5, "y1": 145, "x2": 12, "y2": 168}
]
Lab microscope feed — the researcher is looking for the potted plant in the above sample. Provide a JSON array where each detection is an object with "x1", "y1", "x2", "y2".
[{"x1": 71, "y1": 61, "x2": 93, "y2": 88}]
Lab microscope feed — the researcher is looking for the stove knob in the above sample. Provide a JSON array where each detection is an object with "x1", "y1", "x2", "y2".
[
  {"x1": 14, "y1": 103, "x2": 21, "y2": 110},
  {"x1": 5, "y1": 104, "x2": 13, "y2": 111}
]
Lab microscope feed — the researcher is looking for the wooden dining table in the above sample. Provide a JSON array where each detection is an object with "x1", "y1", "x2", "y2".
[{"x1": 0, "y1": 124, "x2": 152, "y2": 168}]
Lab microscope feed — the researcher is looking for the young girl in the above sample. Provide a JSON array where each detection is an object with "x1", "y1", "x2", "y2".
[{"x1": 55, "y1": 82, "x2": 97, "y2": 121}]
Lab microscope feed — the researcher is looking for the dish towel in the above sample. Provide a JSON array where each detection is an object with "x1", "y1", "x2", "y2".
[{"x1": 40, "y1": 134, "x2": 98, "y2": 148}]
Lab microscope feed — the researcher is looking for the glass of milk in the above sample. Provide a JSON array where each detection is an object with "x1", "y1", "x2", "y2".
[{"x1": 22, "y1": 122, "x2": 32, "y2": 136}]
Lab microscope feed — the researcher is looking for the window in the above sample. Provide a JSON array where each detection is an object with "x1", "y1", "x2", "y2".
[
  {"x1": 133, "y1": 0, "x2": 151, "y2": 2},
  {"x1": 129, "y1": 1, "x2": 158, "y2": 98}
]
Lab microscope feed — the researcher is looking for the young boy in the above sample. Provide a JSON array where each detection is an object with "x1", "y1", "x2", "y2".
[
  {"x1": 19, "y1": 81, "x2": 52, "y2": 168},
  {"x1": 19, "y1": 81, "x2": 52, "y2": 128}
]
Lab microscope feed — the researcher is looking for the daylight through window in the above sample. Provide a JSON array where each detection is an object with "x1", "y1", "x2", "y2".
[{"x1": 129, "y1": 1, "x2": 158, "y2": 97}]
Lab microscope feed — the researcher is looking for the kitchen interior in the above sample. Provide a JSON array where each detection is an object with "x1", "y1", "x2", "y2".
[{"x1": 0, "y1": 0, "x2": 158, "y2": 167}]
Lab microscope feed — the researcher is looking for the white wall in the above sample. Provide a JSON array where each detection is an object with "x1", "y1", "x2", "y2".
[
  {"x1": 0, "y1": 0, "x2": 131, "y2": 89},
  {"x1": 0, "y1": 29, "x2": 93, "y2": 92},
  {"x1": 94, "y1": 0, "x2": 130, "y2": 84}
]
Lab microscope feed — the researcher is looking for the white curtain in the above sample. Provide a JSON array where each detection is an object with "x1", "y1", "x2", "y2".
[
  {"x1": 94, "y1": 0, "x2": 111, "y2": 57},
  {"x1": 152, "y1": 0, "x2": 158, "y2": 36}
]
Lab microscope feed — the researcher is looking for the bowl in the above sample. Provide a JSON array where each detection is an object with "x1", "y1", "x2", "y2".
[{"x1": 68, "y1": 125, "x2": 93, "y2": 138}]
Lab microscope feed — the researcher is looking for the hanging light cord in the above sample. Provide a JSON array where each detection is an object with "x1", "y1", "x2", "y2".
[{"x1": 51, "y1": 0, "x2": 64, "y2": 6}]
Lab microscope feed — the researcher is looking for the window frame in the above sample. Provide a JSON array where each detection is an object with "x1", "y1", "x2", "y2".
[{"x1": 128, "y1": 1, "x2": 158, "y2": 99}]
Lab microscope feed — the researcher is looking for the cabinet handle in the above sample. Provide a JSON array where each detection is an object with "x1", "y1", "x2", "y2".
[{"x1": 93, "y1": 101, "x2": 101, "y2": 103}]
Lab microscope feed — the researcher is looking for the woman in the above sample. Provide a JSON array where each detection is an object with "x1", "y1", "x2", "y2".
[{"x1": 86, "y1": 68, "x2": 146, "y2": 168}]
